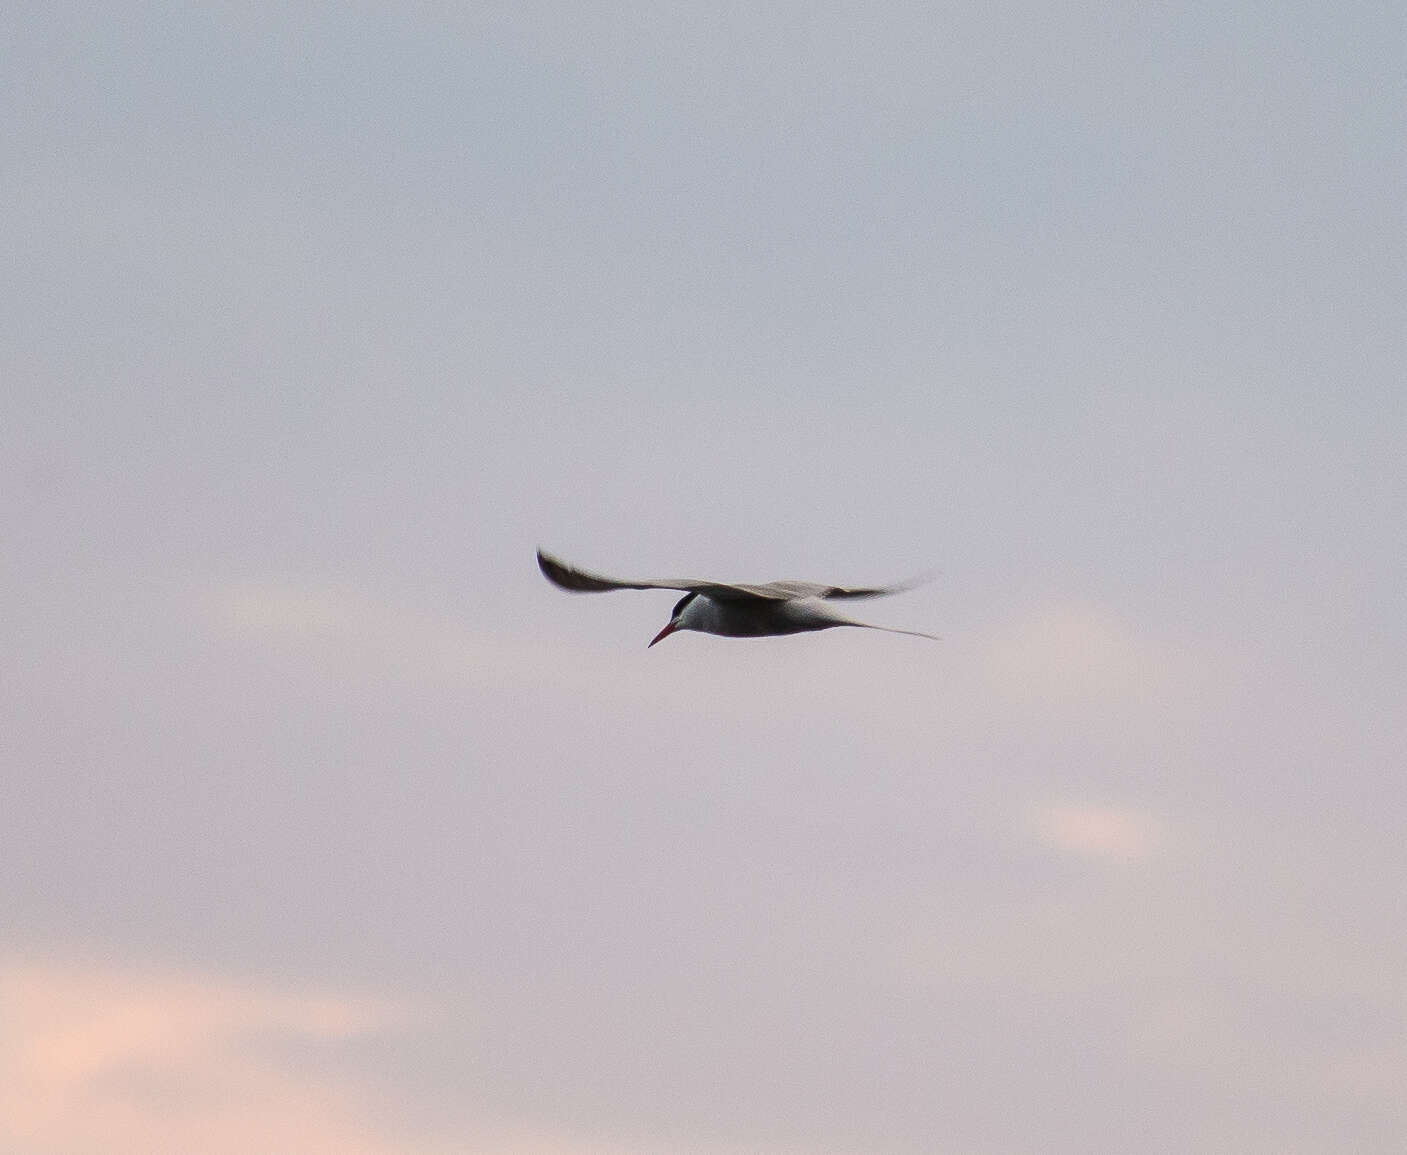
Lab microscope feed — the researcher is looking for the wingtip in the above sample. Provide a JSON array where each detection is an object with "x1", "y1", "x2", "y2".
[
  {"x1": 536, "y1": 547, "x2": 619, "y2": 593},
  {"x1": 537, "y1": 547, "x2": 568, "y2": 587},
  {"x1": 897, "y1": 568, "x2": 941, "y2": 594}
]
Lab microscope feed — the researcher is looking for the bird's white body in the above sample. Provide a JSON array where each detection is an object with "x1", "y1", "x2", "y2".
[{"x1": 675, "y1": 591, "x2": 865, "y2": 637}]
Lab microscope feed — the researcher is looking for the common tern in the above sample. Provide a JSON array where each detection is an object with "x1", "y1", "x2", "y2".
[{"x1": 537, "y1": 548, "x2": 938, "y2": 647}]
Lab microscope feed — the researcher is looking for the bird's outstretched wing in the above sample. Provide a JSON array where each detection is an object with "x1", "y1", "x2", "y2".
[
  {"x1": 537, "y1": 549, "x2": 791, "y2": 601},
  {"x1": 537, "y1": 549, "x2": 928, "y2": 604},
  {"x1": 813, "y1": 574, "x2": 934, "y2": 600}
]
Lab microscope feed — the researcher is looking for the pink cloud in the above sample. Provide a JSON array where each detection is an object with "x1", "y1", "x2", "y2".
[
  {"x1": 0, "y1": 959, "x2": 409, "y2": 1155},
  {"x1": 1031, "y1": 803, "x2": 1162, "y2": 860}
]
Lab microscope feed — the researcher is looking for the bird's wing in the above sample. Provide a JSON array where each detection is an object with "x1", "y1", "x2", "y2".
[
  {"x1": 537, "y1": 549, "x2": 795, "y2": 602},
  {"x1": 538, "y1": 550, "x2": 932, "y2": 603},
  {"x1": 737, "y1": 577, "x2": 934, "y2": 601},
  {"x1": 817, "y1": 573, "x2": 934, "y2": 600}
]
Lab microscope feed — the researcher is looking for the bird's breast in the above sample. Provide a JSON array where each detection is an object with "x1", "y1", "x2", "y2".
[{"x1": 689, "y1": 596, "x2": 841, "y2": 637}]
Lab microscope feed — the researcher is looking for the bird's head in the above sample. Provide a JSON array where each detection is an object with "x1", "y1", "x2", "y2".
[{"x1": 648, "y1": 593, "x2": 697, "y2": 647}]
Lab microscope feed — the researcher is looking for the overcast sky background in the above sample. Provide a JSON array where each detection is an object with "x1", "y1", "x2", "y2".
[{"x1": 4, "y1": 3, "x2": 1405, "y2": 1152}]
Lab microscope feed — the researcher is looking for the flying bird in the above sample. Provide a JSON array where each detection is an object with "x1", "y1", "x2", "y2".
[{"x1": 538, "y1": 548, "x2": 938, "y2": 646}]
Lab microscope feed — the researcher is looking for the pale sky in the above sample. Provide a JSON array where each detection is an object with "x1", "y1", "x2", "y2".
[{"x1": 5, "y1": 3, "x2": 1405, "y2": 1152}]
